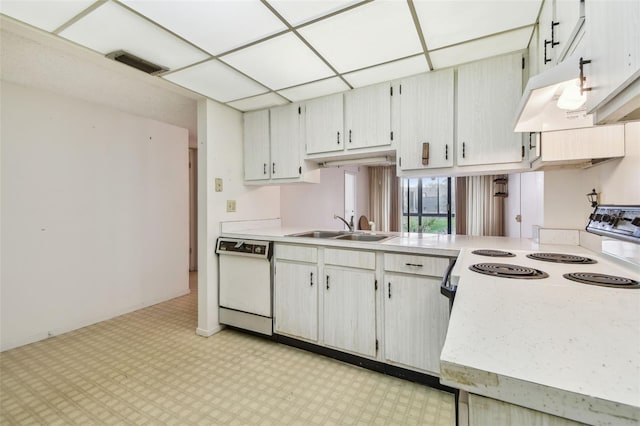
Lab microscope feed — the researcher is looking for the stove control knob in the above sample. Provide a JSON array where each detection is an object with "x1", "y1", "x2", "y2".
[
  {"x1": 595, "y1": 214, "x2": 603, "y2": 221},
  {"x1": 602, "y1": 214, "x2": 611, "y2": 223},
  {"x1": 608, "y1": 216, "x2": 618, "y2": 226},
  {"x1": 632, "y1": 217, "x2": 640, "y2": 227},
  {"x1": 589, "y1": 213, "x2": 596, "y2": 221}
]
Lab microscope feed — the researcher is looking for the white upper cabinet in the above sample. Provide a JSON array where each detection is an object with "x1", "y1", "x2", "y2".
[
  {"x1": 398, "y1": 69, "x2": 454, "y2": 171},
  {"x1": 344, "y1": 82, "x2": 392, "y2": 150},
  {"x1": 584, "y1": 0, "x2": 640, "y2": 117},
  {"x1": 270, "y1": 103, "x2": 303, "y2": 179},
  {"x1": 304, "y1": 93, "x2": 344, "y2": 155},
  {"x1": 457, "y1": 52, "x2": 524, "y2": 166},
  {"x1": 243, "y1": 110, "x2": 271, "y2": 181},
  {"x1": 553, "y1": 0, "x2": 583, "y2": 61}
]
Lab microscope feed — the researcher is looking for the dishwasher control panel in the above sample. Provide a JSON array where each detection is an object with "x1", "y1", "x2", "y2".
[{"x1": 216, "y1": 238, "x2": 272, "y2": 259}]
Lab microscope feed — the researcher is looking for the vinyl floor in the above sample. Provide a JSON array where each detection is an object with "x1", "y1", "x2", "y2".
[{"x1": 0, "y1": 273, "x2": 455, "y2": 425}]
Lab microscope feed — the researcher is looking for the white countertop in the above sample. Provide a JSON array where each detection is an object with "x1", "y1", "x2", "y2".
[
  {"x1": 442, "y1": 248, "x2": 640, "y2": 426},
  {"x1": 220, "y1": 226, "x2": 569, "y2": 256},
  {"x1": 220, "y1": 226, "x2": 640, "y2": 425}
]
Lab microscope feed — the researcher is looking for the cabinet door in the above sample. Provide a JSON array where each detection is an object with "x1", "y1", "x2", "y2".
[
  {"x1": 384, "y1": 273, "x2": 449, "y2": 375},
  {"x1": 270, "y1": 103, "x2": 302, "y2": 179},
  {"x1": 585, "y1": 0, "x2": 640, "y2": 115},
  {"x1": 344, "y1": 82, "x2": 392, "y2": 150},
  {"x1": 274, "y1": 261, "x2": 318, "y2": 342},
  {"x1": 323, "y1": 266, "x2": 377, "y2": 357},
  {"x1": 243, "y1": 110, "x2": 270, "y2": 181},
  {"x1": 399, "y1": 69, "x2": 454, "y2": 170},
  {"x1": 305, "y1": 94, "x2": 344, "y2": 154},
  {"x1": 554, "y1": 0, "x2": 583, "y2": 62},
  {"x1": 457, "y1": 52, "x2": 523, "y2": 166},
  {"x1": 537, "y1": 0, "x2": 555, "y2": 71}
]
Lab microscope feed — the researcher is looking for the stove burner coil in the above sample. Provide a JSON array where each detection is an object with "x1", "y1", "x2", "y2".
[
  {"x1": 526, "y1": 253, "x2": 596, "y2": 264},
  {"x1": 472, "y1": 249, "x2": 516, "y2": 257},
  {"x1": 563, "y1": 273, "x2": 640, "y2": 288},
  {"x1": 469, "y1": 263, "x2": 549, "y2": 279}
]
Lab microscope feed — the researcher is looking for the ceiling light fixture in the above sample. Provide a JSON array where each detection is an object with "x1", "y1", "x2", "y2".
[{"x1": 557, "y1": 79, "x2": 587, "y2": 110}]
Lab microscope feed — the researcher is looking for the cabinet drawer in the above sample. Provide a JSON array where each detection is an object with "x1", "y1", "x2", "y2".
[
  {"x1": 384, "y1": 253, "x2": 450, "y2": 277},
  {"x1": 275, "y1": 244, "x2": 317, "y2": 263},
  {"x1": 324, "y1": 248, "x2": 375, "y2": 270}
]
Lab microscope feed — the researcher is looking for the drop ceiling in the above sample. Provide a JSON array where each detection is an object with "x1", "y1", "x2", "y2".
[{"x1": 0, "y1": 0, "x2": 543, "y2": 112}]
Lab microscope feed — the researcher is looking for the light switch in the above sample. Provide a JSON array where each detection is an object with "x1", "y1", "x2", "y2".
[
  {"x1": 215, "y1": 178, "x2": 223, "y2": 192},
  {"x1": 226, "y1": 200, "x2": 236, "y2": 212}
]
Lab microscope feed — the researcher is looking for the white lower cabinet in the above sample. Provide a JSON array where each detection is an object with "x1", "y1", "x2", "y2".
[
  {"x1": 274, "y1": 260, "x2": 318, "y2": 342},
  {"x1": 274, "y1": 244, "x2": 451, "y2": 375},
  {"x1": 383, "y1": 253, "x2": 451, "y2": 375},
  {"x1": 323, "y1": 266, "x2": 377, "y2": 357},
  {"x1": 274, "y1": 244, "x2": 319, "y2": 342}
]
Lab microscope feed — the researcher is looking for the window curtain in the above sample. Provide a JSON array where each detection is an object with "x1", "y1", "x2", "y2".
[
  {"x1": 459, "y1": 175, "x2": 504, "y2": 236},
  {"x1": 368, "y1": 166, "x2": 399, "y2": 232}
]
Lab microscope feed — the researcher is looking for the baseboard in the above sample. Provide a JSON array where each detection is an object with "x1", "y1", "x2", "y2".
[
  {"x1": 196, "y1": 325, "x2": 224, "y2": 337},
  {"x1": 1, "y1": 286, "x2": 191, "y2": 352},
  {"x1": 274, "y1": 333, "x2": 456, "y2": 394}
]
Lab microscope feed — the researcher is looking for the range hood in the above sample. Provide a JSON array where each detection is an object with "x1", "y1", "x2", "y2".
[{"x1": 514, "y1": 49, "x2": 594, "y2": 133}]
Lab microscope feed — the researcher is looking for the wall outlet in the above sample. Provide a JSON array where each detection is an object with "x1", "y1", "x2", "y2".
[
  {"x1": 226, "y1": 200, "x2": 236, "y2": 212},
  {"x1": 214, "y1": 178, "x2": 223, "y2": 192}
]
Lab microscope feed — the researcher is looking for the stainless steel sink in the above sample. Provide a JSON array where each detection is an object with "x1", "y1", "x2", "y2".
[
  {"x1": 290, "y1": 230, "x2": 345, "y2": 238},
  {"x1": 335, "y1": 234, "x2": 393, "y2": 242},
  {"x1": 288, "y1": 230, "x2": 394, "y2": 243}
]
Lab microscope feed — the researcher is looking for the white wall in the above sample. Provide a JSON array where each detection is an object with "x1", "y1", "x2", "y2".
[
  {"x1": 543, "y1": 121, "x2": 640, "y2": 229},
  {"x1": 0, "y1": 82, "x2": 190, "y2": 351},
  {"x1": 280, "y1": 166, "x2": 369, "y2": 229},
  {"x1": 196, "y1": 99, "x2": 280, "y2": 336}
]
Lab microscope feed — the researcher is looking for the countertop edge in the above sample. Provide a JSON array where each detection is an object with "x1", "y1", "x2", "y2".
[{"x1": 440, "y1": 360, "x2": 640, "y2": 426}]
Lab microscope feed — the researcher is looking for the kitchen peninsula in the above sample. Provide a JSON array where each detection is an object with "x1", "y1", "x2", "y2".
[{"x1": 219, "y1": 222, "x2": 640, "y2": 426}]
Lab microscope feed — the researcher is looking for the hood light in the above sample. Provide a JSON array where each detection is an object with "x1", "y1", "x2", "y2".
[{"x1": 557, "y1": 80, "x2": 587, "y2": 110}]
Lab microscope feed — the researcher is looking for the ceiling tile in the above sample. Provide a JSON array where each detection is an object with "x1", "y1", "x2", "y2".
[
  {"x1": 277, "y1": 77, "x2": 349, "y2": 102},
  {"x1": 415, "y1": 0, "x2": 542, "y2": 50},
  {"x1": 220, "y1": 32, "x2": 334, "y2": 90},
  {"x1": 343, "y1": 55, "x2": 428, "y2": 88},
  {"x1": 163, "y1": 60, "x2": 268, "y2": 103},
  {"x1": 0, "y1": 0, "x2": 95, "y2": 32},
  {"x1": 59, "y1": 1, "x2": 209, "y2": 71},
  {"x1": 268, "y1": 0, "x2": 360, "y2": 26},
  {"x1": 429, "y1": 27, "x2": 533, "y2": 69},
  {"x1": 297, "y1": 1, "x2": 422, "y2": 73},
  {"x1": 227, "y1": 92, "x2": 289, "y2": 112},
  {"x1": 121, "y1": 0, "x2": 286, "y2": 55}
]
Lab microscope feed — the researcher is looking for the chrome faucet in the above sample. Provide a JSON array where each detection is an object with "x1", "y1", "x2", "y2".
[{"x1": 334, "y1": 214, "x2": 354, "y2": 232}]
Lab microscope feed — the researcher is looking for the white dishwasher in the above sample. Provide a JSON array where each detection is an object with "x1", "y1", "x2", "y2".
[{"x1": 216, "y1": 238, "x2": 273, "y2": 336}]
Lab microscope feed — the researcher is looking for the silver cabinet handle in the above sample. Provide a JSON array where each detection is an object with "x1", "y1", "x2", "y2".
[{"x1": 405, "y1": 263, "x2": 423, "y2": 267}]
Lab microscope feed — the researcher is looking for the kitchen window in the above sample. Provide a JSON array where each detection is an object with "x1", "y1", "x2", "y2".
[{"x1": 401, "y1": 177, "x2": 455, "y2": 234}]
